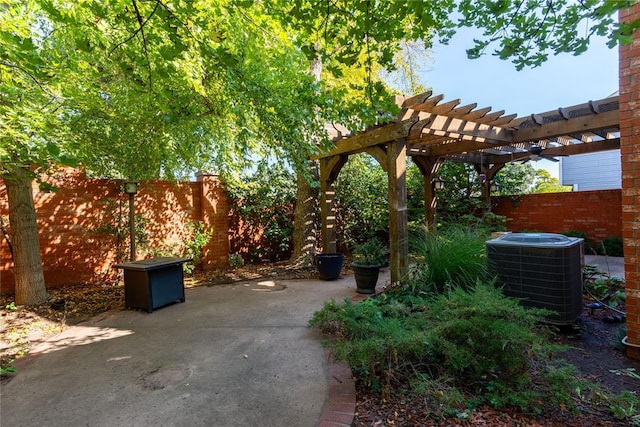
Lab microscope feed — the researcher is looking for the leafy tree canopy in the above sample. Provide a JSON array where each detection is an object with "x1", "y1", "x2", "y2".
[
  {"x1": 2, "y1": 0, "x2": 357, "y2": 183},
  {"x1": 273, "y1": 0, "x2": 639, "y2": 73},
  {"x1": 4, "y1": 0, "x2": 637, "y2": 183},
  {"x1": 494, "y1": 163, "x2": 537, "y2": 196},
  {"x1": 533, "y1": 168, "x2": 572, "y2": 193}
]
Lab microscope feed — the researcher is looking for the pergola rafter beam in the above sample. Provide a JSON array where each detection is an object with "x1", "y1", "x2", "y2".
[
  {"x1": 409, "y1": 112, "x2": 514, "y2": 143},
  {"x1": 513, "y1": 109, "x2": 618, "y2": 143}
]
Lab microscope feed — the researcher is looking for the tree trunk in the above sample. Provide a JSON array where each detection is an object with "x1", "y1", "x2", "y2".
[
  {"x1": 2, "y1": 167, "x2": 49, "y2": 305},
  {"x1": 290, "y1": 170, "x2": 319, "y2": 266},
  {"x1": 290, "y1": 52, "x2": 323, "y2": 267}
]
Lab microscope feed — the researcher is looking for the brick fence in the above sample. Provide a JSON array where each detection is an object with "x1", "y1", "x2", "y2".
[
  {"x1": 0, "y1": 168, "x2": 229, "y2": 294},
  {"x1": 493, "y1": 190, "x2": 622, "y2": 243}
]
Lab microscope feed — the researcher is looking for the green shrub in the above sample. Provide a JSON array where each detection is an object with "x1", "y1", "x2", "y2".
[
  {"x1": 183, "y1": 221, "x2": 213, "y2": 273},
  {"x1": 334, "y1": 154, "x2": 390, "y2": 249},
  {"x1": 562, "y1": 230, "x2": 596, "y2": 253},
  {"x1": 456, "y1": 212, "x2": 507, "y2": 233},
  {"x1": 408, "y1": 226, "x2": 489, "y2": 294},
  {"x1": 227, "y1": 162, "x2": 296, "y2": 262},
  {"x1": 311, "y1": 283, "x2": 557, "y2": 411},
  {"x1": 597, "y1": 236, "x2": 624, "y2": 257},
  {"x1": 352, "y1": 238, "x2": 387, "y2": 266}
]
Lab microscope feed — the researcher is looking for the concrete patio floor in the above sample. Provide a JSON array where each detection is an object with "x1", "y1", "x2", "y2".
[{"x1": 1, "y1": 270, "x2": 392, "y2": 427}]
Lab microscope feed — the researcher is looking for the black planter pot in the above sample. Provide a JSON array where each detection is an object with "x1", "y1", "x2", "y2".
[
  {"x1": 352, "y1": 263, "x2": 380, "y2": 294},
  {"x1": 315, "y1": 253, "x2": 344, "y2": 280}
]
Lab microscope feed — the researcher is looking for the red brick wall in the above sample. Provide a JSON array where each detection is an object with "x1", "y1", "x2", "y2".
[
  {"x1": 0, "y1": 168, "x2": 229, "y2": 294},
  {"x1": 492, "y1": 190, "x2": 622, "y2": 243},
  {"x1": 620, "y1": 4, "x2": 640, "y2": 358}
]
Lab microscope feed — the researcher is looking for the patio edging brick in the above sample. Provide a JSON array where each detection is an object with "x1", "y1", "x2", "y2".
[{"x1": 318, "y1": 288, "x2": 385, "y2": 427}]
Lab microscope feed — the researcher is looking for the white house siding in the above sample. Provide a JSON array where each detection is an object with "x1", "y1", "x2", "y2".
[{"x1": 560, "y1": 150, "x2": 621, "y2": 191}]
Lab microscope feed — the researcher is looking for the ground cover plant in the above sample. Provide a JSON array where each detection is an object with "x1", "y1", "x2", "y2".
[{"x1": 311, "y1": 227, "x2": 640, "y2": 425}]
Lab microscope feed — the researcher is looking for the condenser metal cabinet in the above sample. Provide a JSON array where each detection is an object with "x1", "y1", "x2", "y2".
[
  {"x1": 486, "y1": 233, "x2": 584, "y2": 325},
  {"x1": 114, "y1": 257, "x2": 192, "y2": 313}
]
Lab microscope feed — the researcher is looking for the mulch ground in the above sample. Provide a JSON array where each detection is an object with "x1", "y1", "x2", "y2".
[{"x1": 2, "y1": 263, "x2": 639, "y2": 426}]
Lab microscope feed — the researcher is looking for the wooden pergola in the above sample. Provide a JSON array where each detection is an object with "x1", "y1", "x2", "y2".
[{"x1": 314, "y1": 91, "x2": 620, "y2": 283}]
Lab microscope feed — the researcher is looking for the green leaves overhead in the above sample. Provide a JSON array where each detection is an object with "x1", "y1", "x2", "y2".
[
  {"x1": 2, "y1": 0, "x2": 339, "y2": 182},
  {"x1": 3, "y1": 0, "x2": 640, "y2": 182},
  {"x1": 264, "y1": 1, "x2": 638, "y2": 72},
  {"x1": 457, "y1": 0, "x2": 640, "y2": 70}
]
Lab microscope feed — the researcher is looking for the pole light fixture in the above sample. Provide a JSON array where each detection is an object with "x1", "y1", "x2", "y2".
[
  {"x1": 124, "y1": 180, "x2": 139, "y2": 261},
  {"x1": 124, "y1": 181, "x2": 138, "y2": 195},
  {"x1": 434, "y1": 177, "x2": 445, "y2": 190}
]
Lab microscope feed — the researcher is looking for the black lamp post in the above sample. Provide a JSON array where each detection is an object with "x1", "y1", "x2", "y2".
[{"x1": 124, "y1": 181, "x2": 138, "y2": 261}]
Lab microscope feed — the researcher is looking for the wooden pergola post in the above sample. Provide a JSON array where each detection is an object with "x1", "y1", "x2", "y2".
[
  {"x1": 319, "y1": 155, "x2": 348, "y2": 253},
  {"x1": 413, "y1": 157, "x2": 442, "y2": 231},
  {"x1": 387, "y1": 139, "x2": 409, "y2": 283},
  {"x1": 476, "y1": 163, "x2": 504, "y2": 213}
]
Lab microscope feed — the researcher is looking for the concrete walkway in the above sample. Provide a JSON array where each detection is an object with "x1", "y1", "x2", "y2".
[
  {"x1": 1, "y1": 271, "x2": 391, "y2": 427},
  {"x1": 584, "y1": 255, "x2": 625, "y2": 279}
]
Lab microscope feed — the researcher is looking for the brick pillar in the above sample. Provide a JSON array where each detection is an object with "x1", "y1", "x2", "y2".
[
  {"x1": 619, "y1": 4, "x2": 640, "y2": 359},
  {"x1": 196, "y1": 172, "x2": 229, "y2": 270}
]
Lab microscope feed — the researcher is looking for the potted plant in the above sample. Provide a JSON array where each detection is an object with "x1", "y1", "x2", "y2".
[
  {"x1": 315, "y1": 252, "x2": 344, "y2": 280},
  {"x1": 351, "y1": 239, "x2": 387, "y2": 294}
]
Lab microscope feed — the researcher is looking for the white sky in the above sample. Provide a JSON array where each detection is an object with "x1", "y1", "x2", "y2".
[{"x1": 419, "y1": 27, "x2": 619, "y2": 177}]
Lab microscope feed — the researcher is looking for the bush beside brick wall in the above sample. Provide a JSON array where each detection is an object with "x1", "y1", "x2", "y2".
[
  {"x1": 492, "y1": 190, "x2": 622, "y2": 244},
  {"x1": 0, "y1": 168, "x2": 229, "y2": 294}
]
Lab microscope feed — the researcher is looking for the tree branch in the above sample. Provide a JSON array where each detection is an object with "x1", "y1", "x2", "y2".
[
  {"x1": 109, "y1": 0, "x2": 160, "y2": 55},
  {"x1": 0, "y1": 61, "x2": 47, "y2": 92},
  {"x1": 131, "y1": 0, "x2": 153, "y2": 90}
]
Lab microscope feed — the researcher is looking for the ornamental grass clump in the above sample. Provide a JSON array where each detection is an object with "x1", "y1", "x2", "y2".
[{"x1": 408, "y1": 226, "x2": 489, "y2": 294}]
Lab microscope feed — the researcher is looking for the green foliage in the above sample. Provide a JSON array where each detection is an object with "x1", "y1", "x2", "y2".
[
  {"x1": 597, "y1": 236, "x2": 624, "y2": 257},
  {"x1": 494, "y1": 163, "x2": 536, "y2": 196},
  {"x1": 533, "y1": 169, "x2": 573, "y2": 193},
  {"x1": 228, "y1": 162, "x2": 296, "y2": 262},
  {"x1": 312, "y1": 276, "x2": 638, "y2": 420},
  {"x1": 406, "y1": 159, "x2": 426, "y2": 224},
  {"x1": 0, "y1": 362, "x2": 17, "y2": 376},
  {"x1": 334, "y1": 154, "x2": 390, "y2": 248},
  {"x1": 229, "y1": 253, "x2": 244, "y2": 269},
  {"x1": 276, "y1": 0, "x2": 635, "y2": 81},
  {"x1": 182, "y1": 222, "x2": 213, "y2": 274},
  {"x1": 5, "y1": 302, "x2": 18, "y2": 311},
  {"x1": 352, "y1": 239, "x2": 387, "y2": 266},
  {"x1": 605, "y1": 391, "x2": 640, "y2": 422},
  {"x1": 311, "y1": 283, "x2": 559, "y2": 412},
  {"x1": 561, "y1": 230, "x2": 597, "y2": 253},
  {"x1": 583, "y1": 263, "x2": 626, "y2": 309},
  {"x1": 408, "y1": 226, "x2": 489, "y2": 294},
  {"x1": 457, "y1": 212, "x2": 507, "y2": 233},
  {"x1": 426, "y1": 285, "x2": 549, "y2": 389},
  {"x1": 433, "y1": 162, "x2": 483, "y2": 222},
  {"x1": 457, "y1": 0, "x2": 639, "y2": 70}
]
